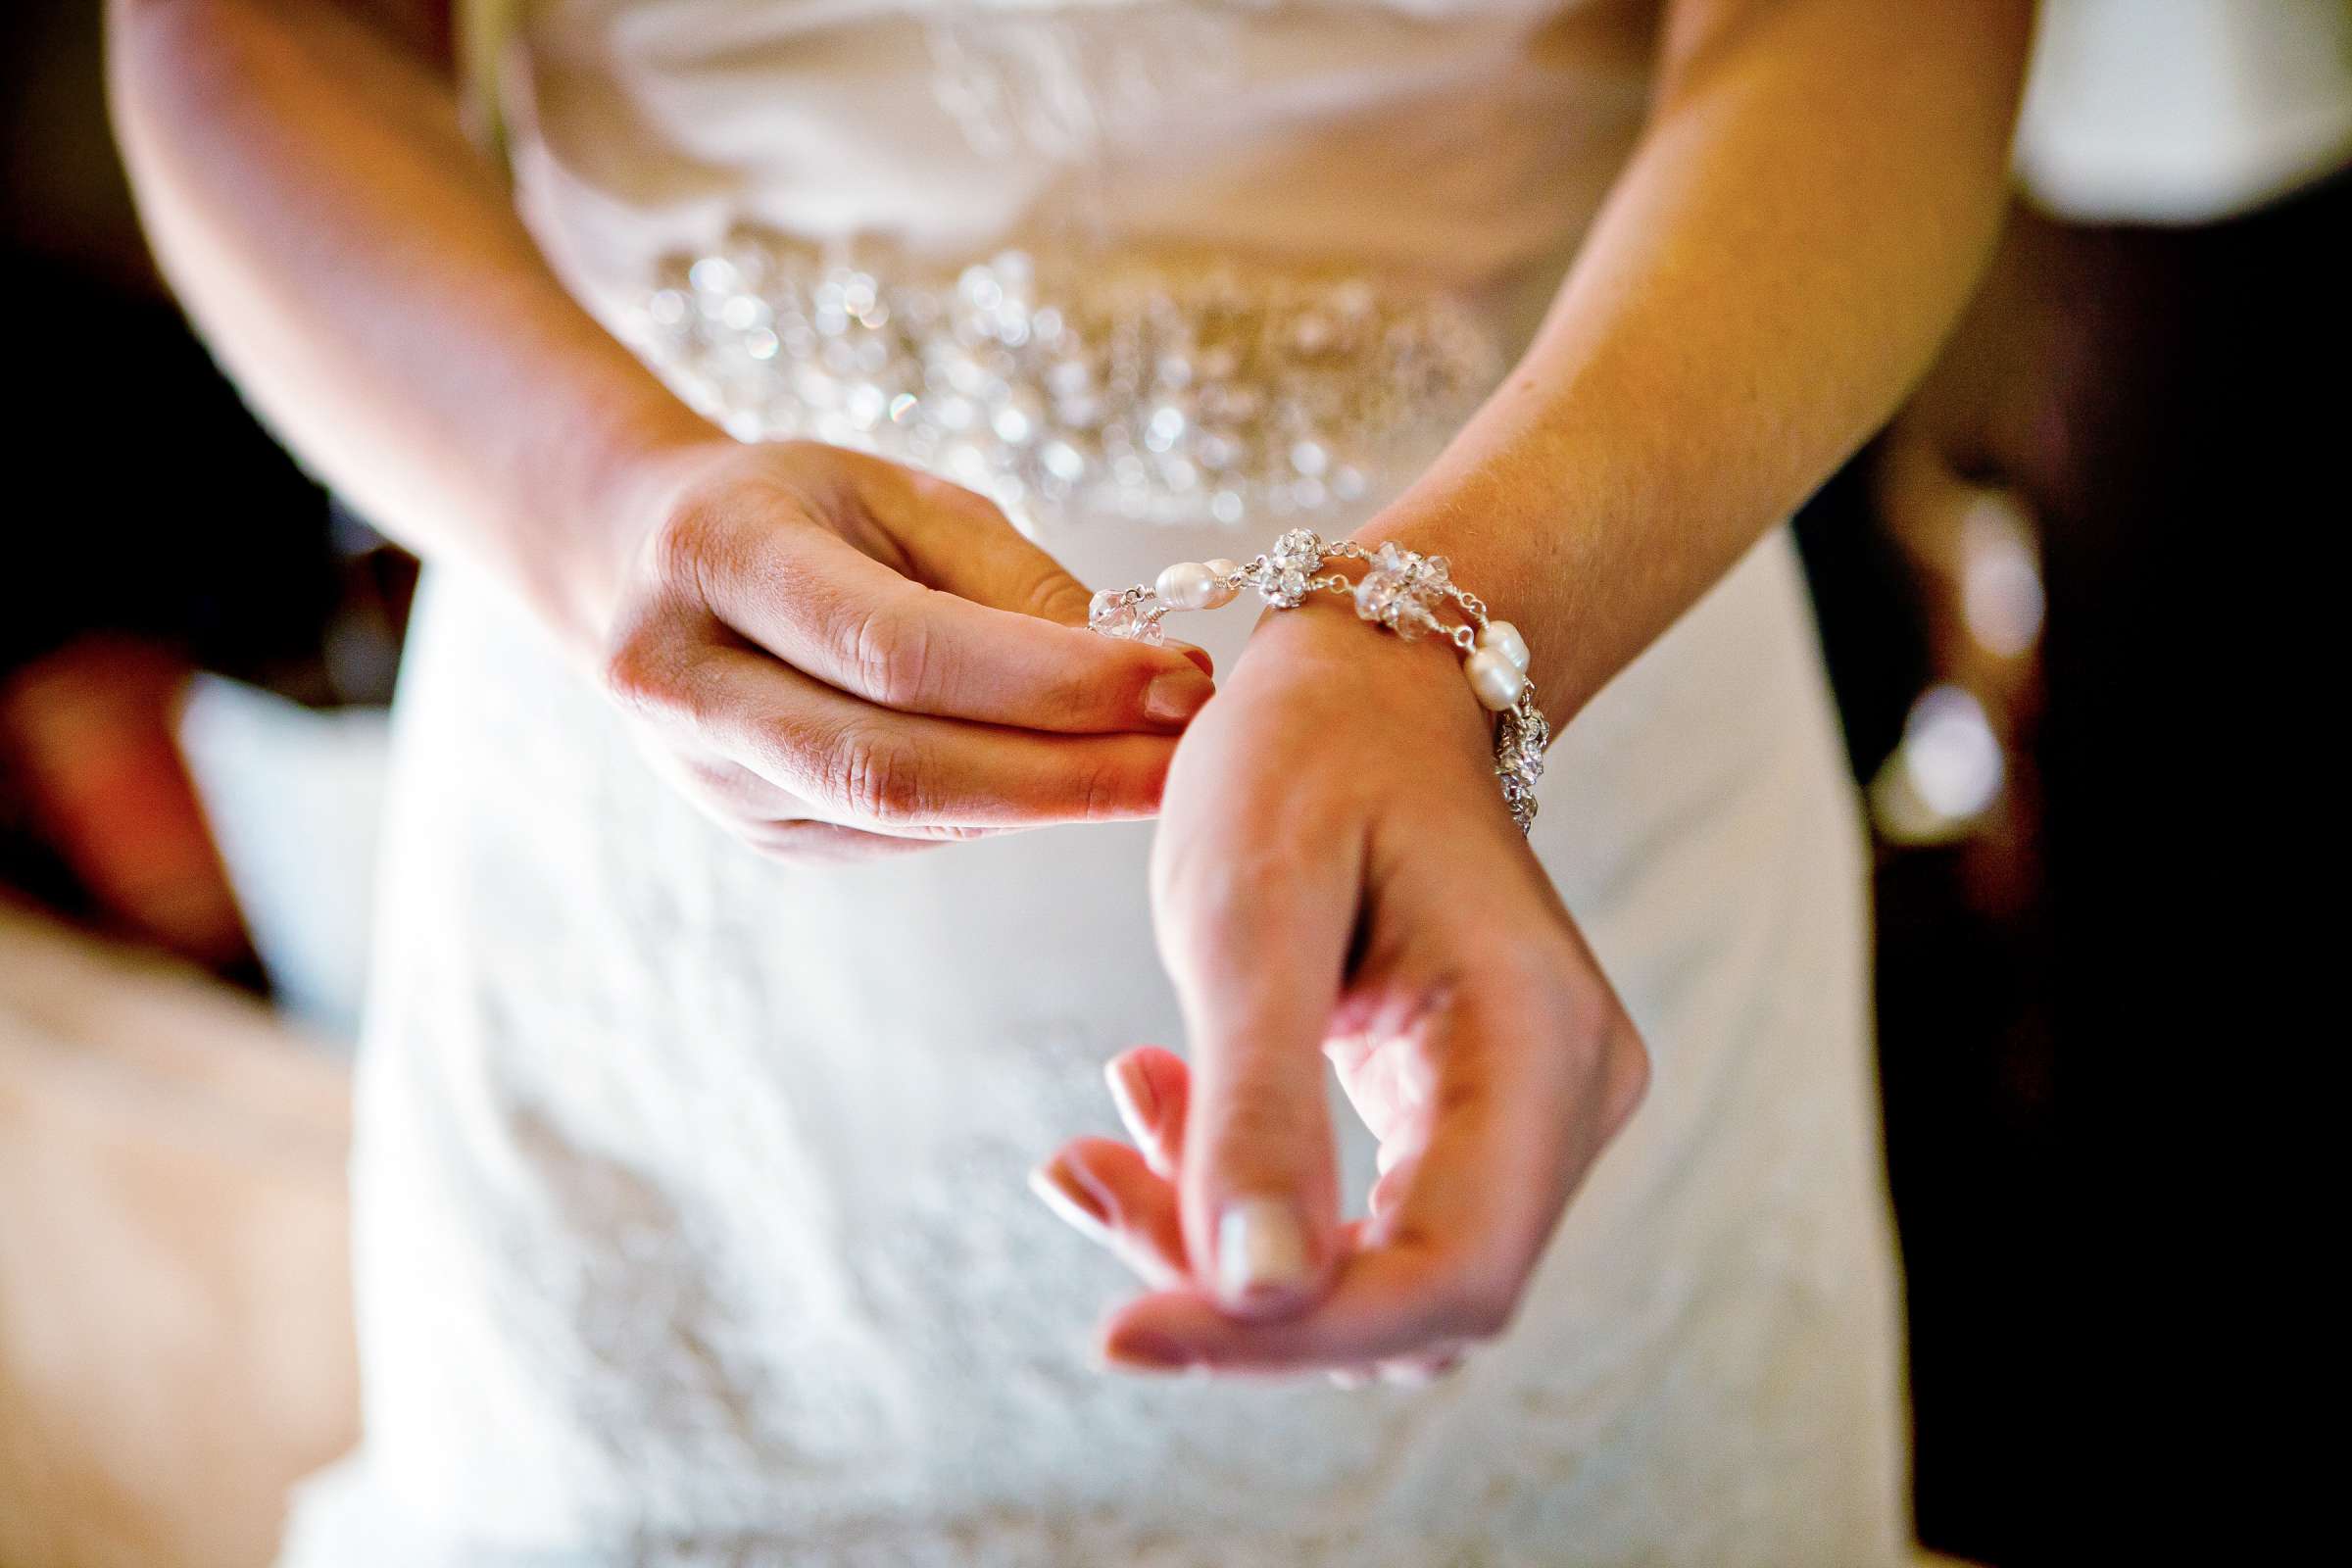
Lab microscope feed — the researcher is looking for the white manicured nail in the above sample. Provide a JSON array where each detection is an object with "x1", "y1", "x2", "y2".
[
  {"x1": 1028, "y1": 1161, "x2": 1112, "y2": 1245},
  {"x1": 1104, "y1": 1057, "x2": 1156, "y2": 1145},
  {"x1": 1216, "y1": 1197, "x2": 1310, "y2": 1301}
]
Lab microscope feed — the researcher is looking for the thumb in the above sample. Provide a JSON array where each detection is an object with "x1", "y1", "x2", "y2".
[
  {"x1": 866, "y1": 466, "x2": 1097, "y2": 621},
  {"x1": 879, "y1": 471, "x2": 1215, "y2": 672},
  {"x1": 1158, "y1": 835, "x2": 1358, "y2": 1316}
]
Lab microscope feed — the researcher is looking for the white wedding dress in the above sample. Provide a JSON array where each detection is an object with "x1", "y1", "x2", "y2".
[{"x1": 280, "y1": 1, "x2": 1910, "y2": 1562}]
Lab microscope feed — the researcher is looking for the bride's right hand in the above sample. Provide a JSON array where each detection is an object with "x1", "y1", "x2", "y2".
[{"x1": 588, "y1": 437, "x2": 1215, "y2": 859}]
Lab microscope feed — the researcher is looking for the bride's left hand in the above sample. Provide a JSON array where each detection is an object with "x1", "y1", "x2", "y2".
[{"x1": 1029, "y1": 601, "x2": 1649, "y2": 1380}]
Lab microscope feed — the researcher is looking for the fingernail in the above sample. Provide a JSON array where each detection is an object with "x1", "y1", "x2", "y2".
[
  {"x1": 1027, "y1": 1159, "x2": 1111, "y2": 1244},
  {"x1": 1144, "y1": 668, "x2": 1213, "y2": 725},
  {"x1": 1104, "y1": 1055, "x2": 1158, "y2": 1141},
  {"x1": 1104, "y1": 1328, "x2": 1193, "y2": 1373},
  {"x1": 1216, "y1": 1197, "x2": 1311, "y2": 1303},
  {"x1": 1165, "y1": 640, "x2": 1215, "y2": 678}
]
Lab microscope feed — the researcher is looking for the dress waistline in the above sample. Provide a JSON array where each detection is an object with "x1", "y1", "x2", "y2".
[{"x1": 622, "y1": 228, "x2": 1505, "y2": 531}]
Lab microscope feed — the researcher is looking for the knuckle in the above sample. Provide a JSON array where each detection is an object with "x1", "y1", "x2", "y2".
[
  {"x1": 1554, "y1": 978, "x2": 1632, "y2": 1077},
  {"x1": 1029, "y1": 656, "x2": 1116, "y2": 722},
  {"x1": 1544, "y1": 992, "x2": 1619, "y2": 1081},
  {"x1": 1079, "y1": 758, "x2": 1122, "y2": 823},
  {"x1": 600, "y1": 625, "x2": 680, "y2": 719},
  {"x1": 821, "y1": 722, "x2": 931, "y2": 827},
  {"x1": 1079, "y1": 747, "x2": 1161, "y2": 823},
  {"x1": 1011, "y1": 560, "x2": 1092, "y2": 625},
  {"x1": 1441, "y1": 1263, "x2": 1526, "y2": 1345},
  {"x1": 1040, "y1": 578, "x2": 1097, "y2": 627},
  {"x1": 1509, "y1": 939, "x2": 1629, "y2": 1074},
  {"x1": 843, "y1": 597, "x2": 936, "y2": 709},
  {"x1": 647, "y1": 496, "x2": 730, "y2": 608},
  {"x1": 1204, "y1": 1083, "x2": 1298, "y2": 1156},
  {"x1": 1602, "y1": 1021, "x2": 1652, "y2": 1135}
]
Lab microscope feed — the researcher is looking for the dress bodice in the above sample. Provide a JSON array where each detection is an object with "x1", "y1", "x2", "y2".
[
  {"x1": 488, "y1": 0, "x2": 1657, "y2": 275},
  {"x1": 479, "y1": 0, "x2": 1661, "y2": 532}
]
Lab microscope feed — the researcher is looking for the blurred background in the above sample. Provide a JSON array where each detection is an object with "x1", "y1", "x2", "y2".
[{"x1": 2, "y1": 2, "x2": 2345, "y2": 1564}]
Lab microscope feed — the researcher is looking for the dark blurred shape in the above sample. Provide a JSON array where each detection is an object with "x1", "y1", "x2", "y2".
[
  {"x1": 1799, "y1": 161, "x2": 2352, "y2": 1566},
  {"x1": 0, "y1": 2, "x2": 413, "y2": 977}
]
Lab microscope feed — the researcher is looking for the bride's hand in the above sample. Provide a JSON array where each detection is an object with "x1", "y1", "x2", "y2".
[
  {"x1": 589, "y1": 438, "x2": 1215, "y2": 859},
  {"x1": 1031, "y1": 603, "x2": 1647, "y2": 1377}
]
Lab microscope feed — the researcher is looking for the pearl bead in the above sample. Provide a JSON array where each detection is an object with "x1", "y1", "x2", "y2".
[
  {"x1": 1478, "y1": 619, "x2": 1531, "y2": 672},
  {"x1": 1155, "y1": 561, "x2": 1222, "y2": 612},
  {"x1": 1466, "y1": 648, "x2": 1528, "y2": 711}
]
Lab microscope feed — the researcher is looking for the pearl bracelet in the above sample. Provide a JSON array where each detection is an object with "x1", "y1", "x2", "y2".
[{"x1": 1088, "y1": 528, "x2": 1550, "y2": 831}]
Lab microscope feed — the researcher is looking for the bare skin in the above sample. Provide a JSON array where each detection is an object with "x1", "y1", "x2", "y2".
[
  {"x1": 107, "y1": 0, "x2": 1215, "y2": 857},
  {"x1": 111, "y1": 0, "x2": 2031, "y2": 1383}
]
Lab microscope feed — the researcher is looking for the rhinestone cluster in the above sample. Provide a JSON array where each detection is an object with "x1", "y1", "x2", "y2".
[
  {"x1": 1090, "y1": 529, "x2": 1550, "y2": 832},
  {"x1": 1350, "y1": 540, "x2": 1454, "y2": 637},
  {"x1": 627, "y1": 229, "x2": 1502, "y2": 529}
]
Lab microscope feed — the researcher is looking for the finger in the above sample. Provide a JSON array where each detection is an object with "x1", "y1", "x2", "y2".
[
  {"x1": 686, "y1": 496, "x2": 1213, "y2": 733},
  {"x1": 1165, "y1": 641, "x2": 1216, "y2": 679},
  {"x1": 1102, "y1": 974, "x2": 1633, "y2": 1373},
  {"x1": 733, "y1": 818, "x2": 1000, "y2": 862},
  {"x1": 1104, "y1": 1045, "x2": 1189, "y2": 1177},
  {"x1": 1028, "y1": 1138, "x2": 1188, "y2": 1287},
  {"x1": 624, "y1": 732, "x2": 974, "y2": 859},
  {"x1": 659, "y1": 643, "x2": 1179, "y2": 830},
  {"x1": 853, "y1": 465, "x2": 1208, "y2": 680},
  {"x1": 1367, "y1": 973, "x2": 1638, "y2": 1287},
  {"x1": 1101, "y1": 1242, "x2": 1474, "y2": 1374},
  {"x1": 1367, "y1": 1155, "x2": 1414, "y2": 1218},
  {"x1": 854, "y1": 462, "x2": 1098, "y2": 620},
  {"x1": 1155, "y1": 832, "x2": 1362, "y2": 1317},
  {"x1": 1324, "y1": 1022, "x2": 1439, "y2": 1152}
]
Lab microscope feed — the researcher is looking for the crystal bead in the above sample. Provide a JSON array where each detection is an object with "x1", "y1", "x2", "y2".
[
  {"x1": 1088, "y1": 588, "x2": 1163, "y2": 643},
  {"x1": 1254, "y1": 528, "x2": 1326, "y2": 609},
  {"x1": 1270, "y1": 528, "x2": 1323, "y2": 569},
  {"x1": 636, "y1": 229, "x2": 1502, "y2": 530},
  {"x1": 1350, "y1": 541, "x2": 1450, "y2": 637}
]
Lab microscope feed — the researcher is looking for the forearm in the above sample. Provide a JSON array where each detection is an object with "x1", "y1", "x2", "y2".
[
  {"x1": 106, "y1": 0, "x2": 713, "y2": 656},
  {"x1": 1368, "y1": 0, "x2": 2034, "y2": 718}
]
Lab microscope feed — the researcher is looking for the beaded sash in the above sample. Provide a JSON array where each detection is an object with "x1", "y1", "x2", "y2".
[{"x1": 625, "y1": 229, "x2": 1504, "y2": 528}]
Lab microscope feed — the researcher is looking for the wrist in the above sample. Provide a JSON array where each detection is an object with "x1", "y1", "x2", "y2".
[
  {"x1": 1241, "y1": 592, "x2": 1494, "y2": 755},
  {"x1": 1342, "y1": 509, "x2": 1577, "y2": 710},
  {"x1": 548, "y1": 406, "x2": 730, "y2": 656},
  {"x1": 1336, "y1": 398, "x2": 1643, "y2": 719}
]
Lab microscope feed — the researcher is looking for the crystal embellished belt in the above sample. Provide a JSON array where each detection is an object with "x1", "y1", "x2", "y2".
[{"x1": 627, "y1": 229, "x2": 1504, "y2": 528}]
